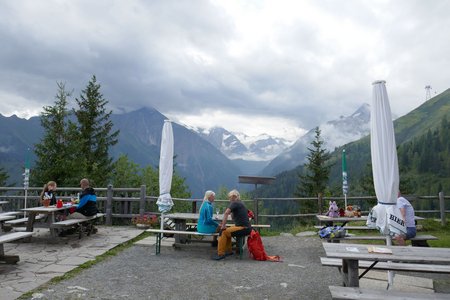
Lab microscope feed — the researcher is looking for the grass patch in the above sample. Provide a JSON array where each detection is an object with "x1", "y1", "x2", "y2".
[{"x1": 18, "y1": 231, "x2": 151, "y2": 300}]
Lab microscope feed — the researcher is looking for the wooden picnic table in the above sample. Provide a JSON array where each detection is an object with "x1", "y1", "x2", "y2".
[
  {"x1": 164, "y1": 212, "x2": 231, "y2": 243},
  {"x1": 316, "y1": 214, "x2": 424, "y2": 227},
  {"x1": 21, "y1": 204, "x2": 76, "y2": 237},
  {"x1": 322, "y1": 242, "x2": 450, "y2": 287}
]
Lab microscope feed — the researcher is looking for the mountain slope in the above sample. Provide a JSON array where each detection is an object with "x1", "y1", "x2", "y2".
[
  {"x1": 262, "y1": 103, "x2": 371, "y2": 176},
  {"x1": 0, "y1": 107, "x2": 240, "y2": 197},
  {"x1": 259, "y1": 89, "x2": 450, "y2": 198}
]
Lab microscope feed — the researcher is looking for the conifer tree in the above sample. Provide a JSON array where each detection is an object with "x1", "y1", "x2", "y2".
[
  {"x1": 296, "y1": 127, "x2": 332, "y2": 212},
  {"x1": 32, "y1": 82, "x2": 76, "y2": 186},
  {"x1": 74, "y1": 75, "x2": 119, "y2": 186}
]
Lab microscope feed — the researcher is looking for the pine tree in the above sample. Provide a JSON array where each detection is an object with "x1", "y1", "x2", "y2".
[
  {"x1": 74, "y1": 75, "x2": 119, "y2": 186},
  {"x1": 296, "y1": 127, "x2": 332, "y2": 212},
  {"x1": 32, "y1": 82, "x2": 76, "y2": 186}
]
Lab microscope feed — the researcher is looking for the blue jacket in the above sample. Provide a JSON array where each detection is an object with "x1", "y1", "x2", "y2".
[
  {"x1": 197, "y1": 200, "x2": 219, "y2": 234},
  {"x1": 76, "y1": 187, "x2": 98, "y2": 216}
]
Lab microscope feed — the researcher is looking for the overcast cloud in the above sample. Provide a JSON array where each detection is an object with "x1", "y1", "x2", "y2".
[{"x1": 1, "y1": 0, "x2": 449, "y2": 140}]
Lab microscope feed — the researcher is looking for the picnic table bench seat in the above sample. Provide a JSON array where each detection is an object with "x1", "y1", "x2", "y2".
[
  {"x1": 321, "y1": 257, "x2": 450, "y2": 274},
  {"x1": 315, "y1": 225, "x2": 423, "y2": 231},
  {"x1": 330, "y1": 234, "x2": 437, "y2": 247},
  {"x1": 0, "y1": 231, "x2": 34, "y2": 264},
  {"x1": 5, "y1": 214, "x2": 46, "y2": 225},
  {"x1": 50, "y1": 213, "x2": 105, "y2": 239},
  {"x1": 146, "y1": 228, "x2": 248, "y2": 258},
  {"x1": 329, "y1": 285, "x2": 449, "y2": 300}
]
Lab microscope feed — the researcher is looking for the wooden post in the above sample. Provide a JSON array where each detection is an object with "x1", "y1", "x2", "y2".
[
  {"x1": 139, "y1": 185, "x2": 146, "y2": 216},
  {"x1": 105, "y1": 184, "x2": 113, "y2": 226},
  {"x1": 318, "y1": 193, "x2": 323, "y2": 215},
  {"x1": 254, "y1": 198, "x2": 259, "y2": 225},
  {"x1": 191, "y1": 200, "x2": 197, "y2": 213},
  {"x1": 439, "y1": 191, "x2": 446, "y2": 226}
]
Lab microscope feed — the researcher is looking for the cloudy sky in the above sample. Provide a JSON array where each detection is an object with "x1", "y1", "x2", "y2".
[{"x1": 1, "y1": 0, "x2": 449, "y2": 141}]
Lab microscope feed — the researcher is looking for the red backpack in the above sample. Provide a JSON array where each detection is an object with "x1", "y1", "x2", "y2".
[{"x1": 247, "y1": 229, "x2": 281, "y2": 262}]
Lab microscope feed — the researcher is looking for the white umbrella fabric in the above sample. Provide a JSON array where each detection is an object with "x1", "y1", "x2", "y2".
[
  {"x1": 369, "y1": 80, "x2": 406, "y2": 288},
  {"x1": 156, "y1": 120, "x2": 174, "y2": 229}
]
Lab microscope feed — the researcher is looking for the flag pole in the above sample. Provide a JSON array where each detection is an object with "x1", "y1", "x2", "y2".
[{"x1": 342, "y1": 149, "x2": 348, "y2": 208}]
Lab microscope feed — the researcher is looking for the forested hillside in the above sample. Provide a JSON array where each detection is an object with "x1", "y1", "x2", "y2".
[{"x1": 258, "y1": 88, "x2": 450, "y2": 199}]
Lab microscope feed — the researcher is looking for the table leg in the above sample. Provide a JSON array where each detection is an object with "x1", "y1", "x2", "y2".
[
  {"x1": 49, "y1": 212, "x2": 58, "y2": 237},
  {"x1": 174, "y1": 220, "x2": 187, "y2": 243},
  {"x1": 26, "y1": 212, "x2": 37, "y2": 232},
  {"x1": 342, "y1": 259, "x2": 359, "y2": 287}
]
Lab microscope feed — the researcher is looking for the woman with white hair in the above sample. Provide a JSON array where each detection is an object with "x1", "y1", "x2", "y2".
[{"x1": 197, "y1": 190, "x2": 220, "y2": 235}]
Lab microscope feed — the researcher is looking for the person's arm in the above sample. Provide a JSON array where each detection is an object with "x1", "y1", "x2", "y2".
[
  {"x1": 204, "y1": 205, "x2": 219, "y2": 226},
  {"x1": 399, "y1": 207, "x2": 406, "y2": 222},
  {"x1": 220, "y1": 208, "x2": 231, "y2": 230}
]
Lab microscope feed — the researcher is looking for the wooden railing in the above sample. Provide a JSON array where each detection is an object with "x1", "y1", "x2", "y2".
[{"x1": 0, "y1": 186, "x2": 448, "y2": 227}]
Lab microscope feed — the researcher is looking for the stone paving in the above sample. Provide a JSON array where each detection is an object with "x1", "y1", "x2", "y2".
[
  {"x1": 0, "y1": 226, "x2": 142, "y2": 300},
  {"x1": 0, "y1": 228, "x2": 448, "y2": 299}
]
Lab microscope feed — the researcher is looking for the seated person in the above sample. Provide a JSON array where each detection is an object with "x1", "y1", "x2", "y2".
[
  {"x1": 68, "y1": 178, "x2": 98, "y2": 219},
  {"x1": 198, "y1": 190, "x2": 220, "y2": 246},
  {"x1": 40, "y1": 181, "x2": 57, "y2": 206},
  {"x1": 213, "y1": 189, "x2": 251, "y2": 260},
  {"x1": 394, "y1": 192, "x2": 416, "y2": 246}
]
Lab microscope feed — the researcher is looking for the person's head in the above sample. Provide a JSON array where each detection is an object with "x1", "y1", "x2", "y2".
[
  {"x1": 80, "y1": 178, "x2": 90, "y2": 190},
  {"x1": 204, "y1": 190, "x2": 215, "y2": 202},
  {"x1": 227, "y1": 189, "x2": 240, "y2": 202},
  {"x1": 46, "y1": 181, "x2": 57, "y2": 191}
]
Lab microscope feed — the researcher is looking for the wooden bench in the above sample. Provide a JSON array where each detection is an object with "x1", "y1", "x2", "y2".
[
  {"x1": 3, "y1": 215, "x2": 46, "y2": 231},
  {"x1": 329, "y1": 285, "x2": 450, "y2": 300},
  {"x1": 321, "y1": 257, "x2": 450, "y2": 274},
  {"x1": 51, "y1": 213, "x2": 105, "y2": 239},
  {"x1": 0, "y1": 231, "x2": 34, "y2": 264},
  {"x1": 315, "y1": 224, "x2": 423, "y2": 231},
  {"x1": 146, "y1": 228, "x2": 248, "y2": 258},
  {"x1": 187, "y1": 222, "x2": 271, "y2": 229},
  {"x1": 330, "y1": 234, "x2": 438, "y2": 247}
]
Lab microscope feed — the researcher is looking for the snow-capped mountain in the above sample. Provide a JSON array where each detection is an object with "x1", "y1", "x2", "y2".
[
  {"x1": 197, "y1": 127, "x2": 293, "y2": 161},
  {"x1": 261, "y1": 103, "x2": 371, "y2": 175}
]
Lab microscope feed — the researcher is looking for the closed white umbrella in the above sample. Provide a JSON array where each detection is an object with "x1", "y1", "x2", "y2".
[
  {"x1": 370, "y1": 80, "x2": 406, "y2": 289},
  {"x1": 156, "y1": 120, "x2": 174, "y2": 229}
]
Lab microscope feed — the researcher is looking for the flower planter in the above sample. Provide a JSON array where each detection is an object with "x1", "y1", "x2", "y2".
[{"x1": 135, "y1": 224, "x2": 150, "y2": 229}]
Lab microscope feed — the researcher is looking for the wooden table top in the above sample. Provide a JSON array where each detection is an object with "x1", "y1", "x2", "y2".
[
  {"x1": 21, "y1": 204, "x2": 76, "y2": 213},
  {"x1": 322, "y1": 242, "x2": 450, "y2": 264},
  {"x1": 164, "y1": 212, "x2": 231, "y2": 221},
  {"x1": 316, "y1": 215, "x2": 368, "y2": 222}
]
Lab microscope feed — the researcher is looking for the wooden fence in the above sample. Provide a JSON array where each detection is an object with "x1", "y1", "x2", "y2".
[{"x1": 0, "y1": 186, "x2": 448, "y2": 228}]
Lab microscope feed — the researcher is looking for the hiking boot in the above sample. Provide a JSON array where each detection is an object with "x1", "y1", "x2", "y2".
[
  {"x1": 225, "y1": 252, "x2": 234, "y2": 257},
  {"x1": 212, "y1": 254, "x2": 226, "y2": 260}
]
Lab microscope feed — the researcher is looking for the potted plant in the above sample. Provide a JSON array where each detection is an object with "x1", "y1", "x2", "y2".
[{"x1": 132, "y1": 213, "x2": 158, "y2": 229}]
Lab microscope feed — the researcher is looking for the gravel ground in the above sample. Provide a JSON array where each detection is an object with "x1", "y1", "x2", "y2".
[
  {"x1": 25, "y1": 235, "x2": 450, "y2": 300},
  {"x1": 26, "y1": 235, "x2": 341, "y2": 300}
]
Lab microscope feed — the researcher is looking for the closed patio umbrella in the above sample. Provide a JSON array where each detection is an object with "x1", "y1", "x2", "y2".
[
  {"x1": 156, "y1": 120, "x2": 174, "y2": 229},
  {"x1": 370, "y1": 80, "x2": 406, "y2": 288}
]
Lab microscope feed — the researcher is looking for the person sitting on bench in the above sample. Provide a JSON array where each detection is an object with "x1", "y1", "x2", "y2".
[
  {"x1": 213, "y1": 189, "x2": 251, "y2": 260},
  {"x1": 394, "y1": 192, "x2": 416, "y2": 246},
  {"x1": 68, "y1": 178, "x2": 99, "y2": 220},
  {"x1": 197, "y1": 190, "x2": 220, "y2": 246}
]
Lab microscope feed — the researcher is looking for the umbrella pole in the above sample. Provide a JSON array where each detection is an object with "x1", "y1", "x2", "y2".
[
  {"x1": 160, "y1": 212, "x2": 165, "y2": 230},
  {"x1": 386, "y1": 235, "x2": 395, "y2": 289}
]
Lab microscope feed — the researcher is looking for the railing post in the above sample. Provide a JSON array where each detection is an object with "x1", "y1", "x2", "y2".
[
  {"x1": 106, "y1": 184, "x2": 113, "y2": 226},
  {"x1": 139, "y1": 185, "x2": 146, "y2": 216},
  {"x1": 439, "y1": 191, "x2": 446, "y2": 226},
  {"x1": 318, "y1": 193, "x2": 323, "y2": 215},
  {"x1": 254, "y1": 198, "x2": 259, "y2": 225}
]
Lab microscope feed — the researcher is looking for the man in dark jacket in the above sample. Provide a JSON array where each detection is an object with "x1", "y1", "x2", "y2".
[{"x1": 68, "y1": 178, "x2": 98, "y2": 219}]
